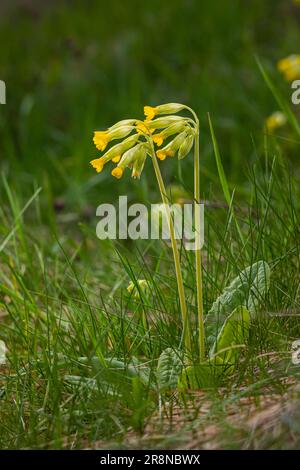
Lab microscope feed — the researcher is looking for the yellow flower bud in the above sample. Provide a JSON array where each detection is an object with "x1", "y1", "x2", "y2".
[
  {"x1": 113, "y1": 143, "x2": 148, "y2": 179},
  {"x1": 144, "y1": 103, "x2": 185, "y2": 121},
  {"x1": 178, "y1": 132, "x2": 194, "y2": 160},
  {"x1": 109, "y1": 119, "x2": 137, "y2": 130},
  {"x1": 109, "y1": 125, "x2": 134, "y2": 141},
  {"x1": 156, "y1": 149, "x2": 174, "y2": 160},
  {"x1": 156, "y1": 130, "x2": 187, "y2": 160},
  {"x1": 102, "y1": 135, "x2": 139, "y2": 161},
  {"x1": 146, "y1": 116, "x2": 186, "y2": 131},
  {"x1": 111, "y1": 167, "x2": 124, "y2": 179},
  {"x1": 131, "y1": 145, "x2": 147, "y2": 179},
  {"x1": 112, "y1": 155, "x2": 121, "y2": 163},
  {"x1": 153, "y1": 121, "x2": 188, "y2": 147}
]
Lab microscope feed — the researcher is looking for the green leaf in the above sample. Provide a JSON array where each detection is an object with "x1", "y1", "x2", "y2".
[
  {"x1": 210, "y1": 306, "x2": 250, "y2": 368},
  {"x1": 178, "y1": 363, "x2": 218, "y2": 390},
  {"x1": 157, "y1": 348, "x2": 183, "y2": 392},
  {"x1": 206, "y1": 260, "x2": 270, "y2": 346}
]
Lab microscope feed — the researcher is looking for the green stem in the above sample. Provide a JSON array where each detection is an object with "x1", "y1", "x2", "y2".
[
  {"x1": 183, "y1": 106, "x2": 206, "y2": 361},
  {"x1": 194, "y1": 126, "x2": 205, "y2": 361},
  {"x1": 150, "y1": 145, "x2": 191, "y2": 353}
]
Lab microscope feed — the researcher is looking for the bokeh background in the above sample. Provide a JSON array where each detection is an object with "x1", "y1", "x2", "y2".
[{"x1": 0, "y1": 0, "x2": 299, "y2": 210}]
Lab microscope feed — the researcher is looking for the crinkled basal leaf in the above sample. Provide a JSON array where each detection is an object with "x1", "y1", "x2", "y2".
[
  {"x1": 210, "y1": 306, "x2": 250, "y2": 369},
  {"x1": 206, "y1": 261, "x2": 270, "y2": 346},
  {"x1": 157, "y1": 348, "x2": 183, "y2": 392},
  {"x1": 78, "y1": 356, "x2": 151, "y2": 388}
]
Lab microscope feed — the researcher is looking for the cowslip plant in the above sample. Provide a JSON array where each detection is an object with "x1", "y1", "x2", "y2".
[{"x1": 90, "y1": 103, "x2": 205, "y2": 359}]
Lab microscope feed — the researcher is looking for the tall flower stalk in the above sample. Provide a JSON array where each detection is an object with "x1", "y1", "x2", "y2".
[
  {"x1": 192, "y1": 113, "x2": 205, "y2": 361},
  {"x1": 146, "y1": 135, "x2": 191, "y2": 353},
  {"x1": 90, "y1": 103, "x2": 205, "y2": 359}
]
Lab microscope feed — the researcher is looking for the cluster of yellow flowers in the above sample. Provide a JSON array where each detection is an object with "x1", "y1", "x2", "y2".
[{"x1": 90, "y1": 104, "x2": 196, "y2": 180}]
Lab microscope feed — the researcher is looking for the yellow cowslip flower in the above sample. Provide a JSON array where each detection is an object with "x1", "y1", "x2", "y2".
[
  {"x1": 93, "y1": 131, "x2": 110, "y2": 151},
  {"x1": 277, "y1": 55, "x2": 300, "y2": 81},
  {"x1": 136, "y1": 121, "x2": 152, "y2": 135},
  {"x1": 90, "y1": 134, "x2": 139, "y2": 173},
  {"x1": 93, "y1": 125, "x2": 134, "y2": 152},
  {"x1": 153, "y1": 121, "x2": 188, "y2": 147},
  {"x1": 111, "y1": 143, "x2": 148, "y2": 179},
  {"x1": 156, "y1": 149, "x2": 175, "y2": 160},
  {"x1": 144, "y1": 103, "x2": 185, "y2": 121},
  {"x1": 90, "y1": 156, "x2": 106, "y2": 173},
  {"x1": 153, "y1": 134, "x2": 164, "y2": 146},
  {"x1": 127, "y1": 279, "x2": 150, "y2": 299},
  {"x1": 265, "y1": 111, "x2": 287, "y2": 132},
  {"x1": 156, "y1": 130, "x2": 191, "y2": 160}
]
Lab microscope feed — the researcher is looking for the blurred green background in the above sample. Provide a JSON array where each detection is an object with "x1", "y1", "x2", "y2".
[{"x1": 0, "y1": 0, "x2": 299, "y2": 210}]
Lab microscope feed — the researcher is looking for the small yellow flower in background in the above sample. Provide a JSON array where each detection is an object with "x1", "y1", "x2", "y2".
[
  {"x1": 127, "y1": 279, "x2": 150, "y2": 299},
  {"x1": 293, "y1": 0, "x2": 300, "y2": 5},
  {"x1": 265, "y1": 111, "x2": 287, "y2": 132},
  {"x1": 277, "y1": 55, "x2": 300, "y2": 81}
]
